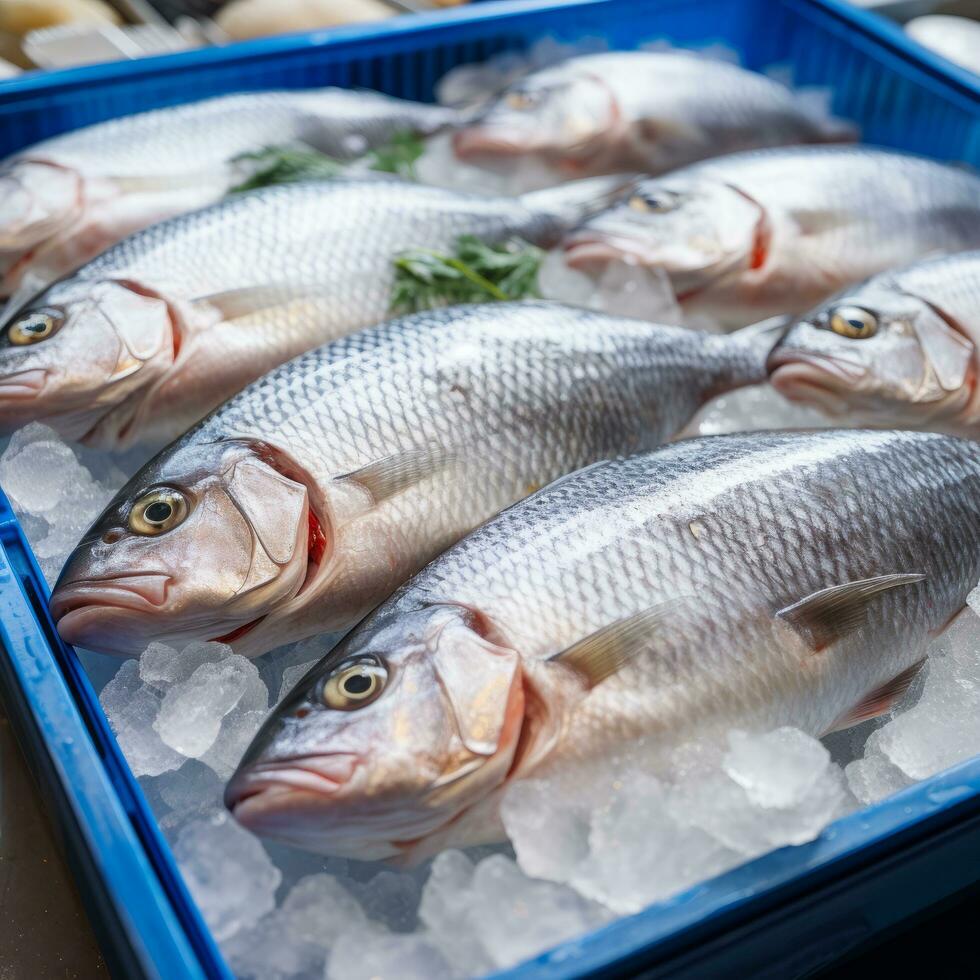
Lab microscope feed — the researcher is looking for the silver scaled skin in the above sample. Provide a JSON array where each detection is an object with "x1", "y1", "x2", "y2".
[
  {"x1": 226, "y1": 430, "x2": 980, "y2": 863},
  {"x1": 49, "y1": 301, "x2": 775, "y2": 659},
  {"x1": 563, "y1": 146, "x2": 980, "y2": 328},
  {"x1": 453, "y1": 51, "x2": 852, "y2": 185},
  {"x1": 770, "y1": 250, "x2": 980, "y2": 433},
  {"x1": 0, "y1": 175, "x2": 622, "y2": 448},
  {"x1": 0, "y1": 88, "x2": 459, "y2": 297}
]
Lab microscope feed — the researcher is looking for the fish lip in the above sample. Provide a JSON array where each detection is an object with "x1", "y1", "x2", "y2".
[
  {"x1": 767, "y1": 346, "x2": 868, "y2": 384},
  {"x1": 226, "y1": 753, "x2": 360, "y2": 813},
  {"x1": 562, "y1": 234, "x2": 655, "y2": 271},
  {"x1": 452, "y1": 128, "x2": 531, "y2": 159},
  {"x1": 51, "y1": 572, "x2": 173, "y2": 626},
  {"x1": 769, "y1": 362, "x2": 853, "y2": 415},
  {"x1": 0, "y1": 368, "x2": 48, "y2": 400}
]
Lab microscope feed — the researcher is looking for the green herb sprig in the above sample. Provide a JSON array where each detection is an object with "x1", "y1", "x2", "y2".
[{"x1": 391, "y1": 236, "x2": 544, "y2": 314}]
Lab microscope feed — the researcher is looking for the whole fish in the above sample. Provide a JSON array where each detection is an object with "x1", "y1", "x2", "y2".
[
  {"x1": 451, "y1": 51, "x2": 852, "y2": 186},
  {"x1": 0, "y1": 88, "x2": 459, "y2": 297},
  {"x1": 0, "y1": 176, "x2": 623, "y2": 448},
  {"x1": 225, "y1": 430, "x2": 980, "y2": 862},
  {"x1": 49, "y1": 302, "x2": 778, "y2": 658},
  {"x1": 769, "y1": 250, "x2": 980, "y2": 432},
  {"x1": 562, "y1": 146, "x2": 980, "y2": 328}
]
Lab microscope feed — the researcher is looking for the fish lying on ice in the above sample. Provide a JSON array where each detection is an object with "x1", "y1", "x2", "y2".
[
  {"x1": 451, "y1": 51, "x2": 853, "y2": 186},
  {"x1": 0, "y1": 89, "x2": 459, "y2": 297},
  {"x1": 562, "y1": 146, "x2": 980, "y2": 328},
  {"x1": 225, "y1": 429, "x2": 980, "y2": 862},
  {"x1": 769, "y1": 250, "x2": 980, "y2": 432},
  {"x1": 0, "y1": 176, "x2": 624, "y2": 448},
  {"x1": 49, "y1": 301, "x2": 781, "y2": 658}
]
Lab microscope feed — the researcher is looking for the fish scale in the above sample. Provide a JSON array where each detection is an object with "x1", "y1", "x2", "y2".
[
  {"x1": 53, "y1": 301, "x2": 775, "y2": 658},
  {"x1": 383, "y1": 430, "x2": 980, "y2": 751},
  {"x1": 1, "y1": 176, "x2": 623, "y2": 447}
]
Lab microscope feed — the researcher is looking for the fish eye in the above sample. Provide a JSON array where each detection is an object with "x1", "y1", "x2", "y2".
[
  {"x1": 321, "y1": 657, "x2": 388, "y2": 711},
  {"x1": 7, "y1": 308, "x2": 63, "y2": 346},
  {"x1": 628, "y1": 190, "x2": 678, "y2": 214},
  {"x1": 505, "y1": 90, "x2": 538, "y2": 111},
  {"x1": 828, "y1": 306, "x2": 878, "y2": 339},
  {"x1": 127, "y1": 487, "x2": 189, "y2": 536}
]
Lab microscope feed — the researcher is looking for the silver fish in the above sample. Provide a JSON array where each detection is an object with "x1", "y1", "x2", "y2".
[
  {"x1": 0, "y1": 176, "x2": 623, "y2": 448},
  {"x1": 452, "y1": 51, "x2": 853, "y2": 186},
  {"x1": 562, "y1": 146, "x2": 980, "y2": 328},
  {"x1": 0, "y1": 88, "x2": 458, "y2": 297},
  {"x1": 49, "y1": 301, "x2": 778, "y2": 658},
  {"x1": 769, "y1": 250, "x2": 980, "y2": 432},
  {"x1": 226, "y1": 429, "x2": 980, "y2": 862}
]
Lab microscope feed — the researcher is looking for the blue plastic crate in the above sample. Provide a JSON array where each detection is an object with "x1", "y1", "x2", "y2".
[{"x1": 0, "y1": 1, "x2": 978, "y2": 978}]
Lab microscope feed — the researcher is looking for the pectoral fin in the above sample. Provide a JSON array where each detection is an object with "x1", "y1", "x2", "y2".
[
  {"x1": 911, "y1": 307, "x2": 974, "y2": 392},
  {"x1": 777, "y1": 573, "x2": 926, "y2": 652},
  {"x1": 193, "y1": 284, "x2": 323, "y2": 322},
  {"x1": 824, "y1": 659, "x2": 925, "y2": 733},
  {"x1": 337, "y1": 446, "x2": 458, "y2": 504},
  {"x1": 549, "y1": 603, "x2": 674, "y2": 688}
]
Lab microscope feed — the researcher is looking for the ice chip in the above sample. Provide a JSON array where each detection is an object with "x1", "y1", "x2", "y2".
[
  {"x1": 283, "y1": 873, "x2": 368, "y2": 948},
  {"x1": 154, "y1": 655, "x2": 265, "y2": 759},
  {"x1": 845, "y1": 752, "x2": 913, "y2": 805},
  {"x1": 693, "y1": 383, "x2": 833, "y2": 437},
  {"x1": 138, "y1": 641, "x2": 186, "y2": 689},
  {"x1": 588, "y1": 258, "x2": 684, "y2": 323},
  {"x1": 0, "y1": 435, "x2": 79, "y2": 513},
  {"x1": 327, "y1": 927, "x2": 453, "y2": 980},
  {"x1": 99, "y1": 660, "x2": 184, "y2": 777},
  {"x1": 350, "y1": 869, "x2": 424, "y2": 933},
  {"x1": 723, "y1": 727, "x2": 831, "y2": 808},
  {"x1": 173, "y1": 809, "x2": 281, "y2": 942}
]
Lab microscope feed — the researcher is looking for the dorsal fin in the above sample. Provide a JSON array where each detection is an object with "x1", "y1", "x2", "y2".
[{"x1": 777, "y1": 573, "x2": 926, "y2": 652}]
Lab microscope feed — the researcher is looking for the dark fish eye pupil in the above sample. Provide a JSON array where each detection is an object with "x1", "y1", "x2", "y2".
[
  {"x1": 848, "y1": 317, "x2": 863, "y2": 329},
  {"x1": 24, "y1": 317, "x2": 47, "y2": 334},
  {"x1": 343, "y1": 672, "x2": 371, "y2": 695},
  {"x1": 144, "y1": 501, "x2": 173, "y2": 523}
]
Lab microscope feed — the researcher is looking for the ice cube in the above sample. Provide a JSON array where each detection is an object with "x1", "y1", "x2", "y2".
[
  {"x1": 588, "y1": 258, "x2": 684, "y2": 324},
  {"x1": 327, "y1": 927, "x2": 453, "y2": 980},
  {"x1": 154, "y1": 654, "x2": 267, "y2": 760},
  {"x1": 223, "y1": 908, "x2": 319, "y2": 980},
  {"x1": 723, "y1": 727, "x2": 831, "y2": 808},
  {"x1": 692, "y1": 384, "x2": 833, "y2": 437},
  {"x1": 0, "y1": 432, "x2": 79, "y2": 513},
  {"x1": 467, "y1": 854, "x2": 610, "y2": 969},
  {"x1": 99, "y1": 661, "x2": 184, "y2": 777},
  {"x1": 845, "y1": 752, "x2": 913, "y2": 805},
  {"x1": 141, "y1": 640, "x2": 228, "y2": 691},
  {"x1": 419, "y1": 851, "x2": 492, "y2": 975},
  {"x1": 173, "y1": 809, "x2": 281, "y2": 942},
  {"x1": 348, "y1": 869, "x2": 424, "y2": 933},
  {"x1": 537, "y1": 248, "x2": 598, "y2": 308}
]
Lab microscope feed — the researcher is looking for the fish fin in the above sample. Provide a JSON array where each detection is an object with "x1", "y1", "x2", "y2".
[
  {"x1": 337, "y1": 446, "x2": 459, "y2": 503},
  {"x1": 111, "y1": 173, "x2": 218, "y2": 193},
  {"x1": 192, "y1": 284, "x2": 321, "y2": 322},
  {"x1": 824, "y1": 659, "x2": 925, "y2": 733},
  {"x1": 549, "y1": 603, "x2": 673, "y2": 688},
  {"x1": 520, "y1": 174, "x2": 638, "y2": 231},
  {"x1": 787, "y1": 207, "x2": 854, "y2": 236},
  {"x1": 777, "y1": 573, "x2": 926, "y2": 652}
]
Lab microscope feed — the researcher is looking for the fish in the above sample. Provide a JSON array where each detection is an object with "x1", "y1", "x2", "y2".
[
  {"x1": 769, "y1": 250, "x2": 980, "y2": 432},
  {"x1": 49, "y1": 301, "x2": 781, "y2": 658},
  {"x1": 225, "y1": 429, "x2": 980, "y2": 862},
  {"x1": 0, "y1": 175, "x2": 625, "y2": 448},
  {"x1": 905, "y1": 16, "x2": 980, "y2": 77},
  {"x1": 0, "y1": 88, "x2": 459, "y2": 297},
  {"x1": 562, "y1": 146, "x2": 980, "y2": 329},
  {"x1": 451, "y1": 51, "x2": 854, "y2": 186}
]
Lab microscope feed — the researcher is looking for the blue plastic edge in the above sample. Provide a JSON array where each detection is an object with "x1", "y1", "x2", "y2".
[
  {"x1": 0, "y1": 500, "x2": 231, "y2": 980},
  {"x1": 0, "y1": 0, "x2": 976, "y2": 977}
]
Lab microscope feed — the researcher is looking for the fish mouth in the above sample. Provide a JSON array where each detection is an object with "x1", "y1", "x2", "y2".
[
  {"x1": 768, "y1": 356, "x2": 858, "y2": 416},
  {"x1": 226, "y1": 754, "x2": 360, "y2": 817},
  {"x1": 0, "y1": 368, "x2": 48, "y2": 400},
  {"x1": 51, "y1": 573, "x2": 172, "y2": 646},
  {"x1": 768, "y1": 346, "x2": 868, "y2": 384},
  {"x1": 452, "y1": 127, "x2": 535, "y2": 160},
  {"x1": 563, "y1": 234, "x2": 661, "y2": 271}
]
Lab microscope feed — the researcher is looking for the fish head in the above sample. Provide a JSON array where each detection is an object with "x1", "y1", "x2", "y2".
[
  {"x1": 50, "y1": 439, "x2": 316, "y2": 657},
  {"x1": 769, "y1": 287, "x2": 975, "y2": 424},
  {"x1": 452, "y1": 65, "x2": 617, "y2": 170},
  {"x1": 226, "y1": 603, "x2": 549, "y2": 861},
  {"x1": 0, "y1": 160, "x2": 82, "y2": 254},
  {"x1": 562, "y1": 177, "x2": 763, "y2": 299},
  {"x1": 0, "y1": 278, "x2": 175, "y2": 440}
]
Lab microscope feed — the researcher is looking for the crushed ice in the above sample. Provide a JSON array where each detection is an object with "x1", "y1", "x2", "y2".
[{"x1": 3, "y1": 358, "x2": 980, "y2": 978}]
